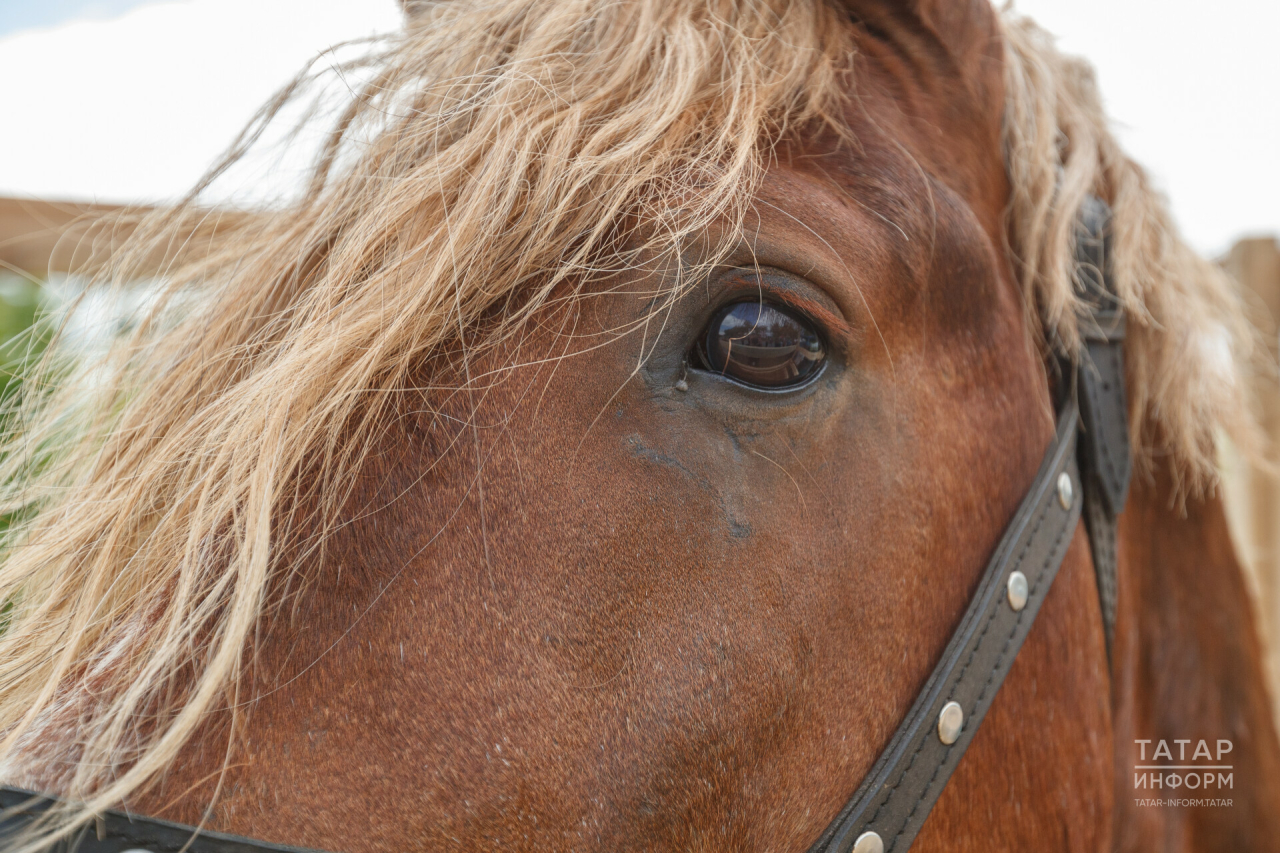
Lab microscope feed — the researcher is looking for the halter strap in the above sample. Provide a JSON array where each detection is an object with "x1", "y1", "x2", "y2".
[
  {"x1": 805, "y1": 390, "x2": 1083, "y2": 853},
  {"x1": 805, "y1": 196, "x2": 1131, "y2": 853},
  {"x1": 0, "y1": 788, "x2": 319, "y2": 853},
  {"x1": 1075, "y1": 195, "x2": 1131, "y2": 659},
  {"x1": 0, "y1": 199, "x2": 1132, "y2": 853}
]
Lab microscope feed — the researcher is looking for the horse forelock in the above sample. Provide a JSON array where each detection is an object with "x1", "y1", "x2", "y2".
[{"x1": 0, "y1": 1, "x2": 1259, "y2": 848}]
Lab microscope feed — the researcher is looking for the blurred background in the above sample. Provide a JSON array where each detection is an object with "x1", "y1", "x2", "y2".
[{"x1": 0, "y1": 0, "x2": 1278, "y2": 710}]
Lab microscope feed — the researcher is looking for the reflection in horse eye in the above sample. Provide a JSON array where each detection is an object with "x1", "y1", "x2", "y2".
[{"x1": 698, "y1": 300, "x2": 825, "y2": 389}]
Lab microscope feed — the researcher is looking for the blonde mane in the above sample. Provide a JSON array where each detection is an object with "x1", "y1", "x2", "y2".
[
  {"x1": 0, "y1": 2, "x2": 1256, "y2": 847},
  {"x1": 1001, "y1": 13, "x2": 1258, "y2": 482}
]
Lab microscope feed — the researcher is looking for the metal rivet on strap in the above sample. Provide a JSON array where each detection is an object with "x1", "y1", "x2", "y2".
[
  {"x1": 1056, "y1": 472, "x2": 1074, "y2": 510},
  {"x1": 852, "y1": 831, "x2": 884, "y2": 853},
  {"x1": 937, "y1": 701, "x2": 964, "y2": 745},
  {"x1": 1007, "y1": 570, "x2": 1029, "y2": 611}
]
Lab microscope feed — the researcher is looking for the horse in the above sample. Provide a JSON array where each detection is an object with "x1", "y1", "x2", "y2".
[{"x1": 1, "y1": 0, "x2": 1278, "y2": 850}]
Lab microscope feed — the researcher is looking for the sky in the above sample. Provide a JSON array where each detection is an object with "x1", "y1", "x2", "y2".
[
  {"x1": 0, "y1": 0, "x2": 156, "y2": 34},
  {"x1": 0, "y1": 0, "x2": 1276, "y2": 256}
]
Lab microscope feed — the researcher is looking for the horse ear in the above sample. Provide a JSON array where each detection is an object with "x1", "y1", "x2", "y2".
[
  {"x1": 839, "y1": 0, "x2": 1002, "y2": 49},
  {"x1": 838, "y1": 0, "x2": 1005, "y2": 102}
]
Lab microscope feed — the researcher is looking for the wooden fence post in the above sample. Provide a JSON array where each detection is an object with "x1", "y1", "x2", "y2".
[{"x1": 1223, "y1": 236, "x2": 1280, "y2": 714}]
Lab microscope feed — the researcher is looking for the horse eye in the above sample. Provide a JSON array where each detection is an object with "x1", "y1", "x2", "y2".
[{"x1": 696, "y1": 300, "x2": 826, "y2": 389}]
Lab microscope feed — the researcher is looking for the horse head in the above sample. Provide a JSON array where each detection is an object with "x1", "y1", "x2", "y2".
[{"x1": 1, "y1": 2, "x2": 1276, "y2": 851}]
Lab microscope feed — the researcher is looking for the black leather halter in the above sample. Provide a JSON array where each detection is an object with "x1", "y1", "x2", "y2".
[
  {"x1": 805, "y1": 197, "x2": 1130, "y2": 853},
  {"x1": 0, "y1": 198, "x2": 1131, "y2": 853}
]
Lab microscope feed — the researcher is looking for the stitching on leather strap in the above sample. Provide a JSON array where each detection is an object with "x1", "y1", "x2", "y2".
[
  {"x1": 887, "y1": 502, "x2": 1073, "y2": 852},
  {"x1": 867, "y1": 462, "x2": 1069, "y2": 847},
  {"x1": 864, "y1": 491, "x2": 1057, "y2": 832}
]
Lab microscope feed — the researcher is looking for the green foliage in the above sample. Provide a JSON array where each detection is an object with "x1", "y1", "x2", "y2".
[
  {"x1": 0, "y1": 274, "x2": 49, "y2": 415},
  {"x1": 0, "y1": 274, "x2": 50, "y2": 588}
]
